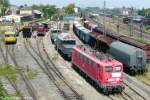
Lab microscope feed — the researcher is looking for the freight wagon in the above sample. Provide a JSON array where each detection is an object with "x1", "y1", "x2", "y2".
[
  {"x1": 84, "y1": 19, "x2": 150, "y2": 62},
  {"x1": 72, "y1": 45, "x2": 124, "y2": 94},
  {"x1": 110, "y1": 41, "x2": 147, "y2": 75},
  {"x1": 74, "y1": 21, "x2": 147, "y2": 75},
  {"x1": 73, "y1": 22, "x2": 93, "y2": 45},
  {"x1": 55, "y1": 33, "x2": 76, "y2": 59}
]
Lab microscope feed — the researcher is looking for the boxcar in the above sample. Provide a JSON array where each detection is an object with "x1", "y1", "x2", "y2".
[
  {"x1": 110, "y1": 41, "x2": 147, "y2": 75},
  {"x1": 72, "y1": 45, "x2": 124, "y2": 94},
  {"x1": 55, "y1": 33, "x2": 76, "y2": 58}
]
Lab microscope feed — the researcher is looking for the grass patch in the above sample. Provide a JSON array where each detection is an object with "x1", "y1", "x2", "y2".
[
  {"x1": 0, "y1": 64, "x2": 22, "y2": 82},
  {"x1": 0, "y1": 80, "x2": 7, "y2": 98},
  {"x1": 52, "y1": 53, "x2": 59, "y2": 60},
  {"x1": 25, "y1": 70, "x2": 38, "y2": 80},
  {"x1": 136, "y1": 38, "x2": 149, "y2": 44},
  {"x1": 147, "y1": 63, "x2": 150, "y2": 71},
  {"x1": 145, "y1": 25, "x2": 150, "y2": 30}
]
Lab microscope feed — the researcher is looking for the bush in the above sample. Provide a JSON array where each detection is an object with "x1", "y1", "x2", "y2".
[{"x1": 145, "y1": 25, "x2": 150, "y2": 30}]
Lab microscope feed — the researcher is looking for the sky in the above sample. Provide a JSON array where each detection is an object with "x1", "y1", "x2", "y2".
[{"x1": 10, "y1": 0, "x2": 150, "y2": 9}]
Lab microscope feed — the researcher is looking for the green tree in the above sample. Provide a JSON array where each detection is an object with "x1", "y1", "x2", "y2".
[
  {"x1": 139, "y1": 8, "x2": 150, "y2": 18},
  {"x1": 32, "y1": 4, "x2": 58, "y2": 18},
  {"x1": 0, "y1": 0, "x2": 10, "y2": 16},
  {"x1": 64, "y1": 3, "x2": 75, "y2": 14},
  {"x1": 42, "y1": 5, "x2": 57, "y2": 18}
]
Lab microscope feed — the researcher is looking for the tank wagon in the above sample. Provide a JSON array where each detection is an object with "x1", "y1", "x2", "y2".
[
  {"x1": 22, "y1": 26, "x2": 32, "y2": 38},
  {"x1": 110, "y1": 41, "x2": 147, "y2": 75},
  {"x1": 72, "y1": 45, "x2": 124, "y2": 94},
  {"x1": 55, "y1": 33, "x2": 76, "y2": 59}
]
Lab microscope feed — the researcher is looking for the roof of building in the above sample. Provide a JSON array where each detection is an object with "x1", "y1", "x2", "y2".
[
  {"x1": 5, "y1": 31, "x2": 16, "y2": 35},
  {"x1": 20, "y1": 7, "x2": 33, "y2": 10},
  {"x1": 33, "y1": 10, "x2": 42, "y2": 14}
]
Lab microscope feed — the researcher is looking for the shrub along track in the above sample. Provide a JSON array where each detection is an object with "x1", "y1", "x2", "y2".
[
  {"x1": 24, "y1": 38, "x2": 83, "y2": 100},
  {"x1": 6, "y1": 44, "x2": 38, "y2": 100},
  {"x1": 0, "y1": 43, "x2": 25, "y2": 99}
]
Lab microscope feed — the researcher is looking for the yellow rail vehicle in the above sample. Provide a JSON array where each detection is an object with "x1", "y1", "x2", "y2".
[{"x1": 4, "y1": 31, "x2": 17, "y2": 44}]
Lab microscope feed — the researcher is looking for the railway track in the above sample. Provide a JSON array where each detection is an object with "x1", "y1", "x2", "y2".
[
  {"x1": 72, "y1": 21, "x2": 150, "y2": 100},
  {"x1": 96, "y1": 16, "x2": 150, "y2": 40},
  {"x1": 123, "y1": 83, "x2": 145, "y2": 100},
  {"x1": 24, "y1": 38, "x2": 82, "y2": 100},
  {"x1": 6, "y1": 44, "x2": 38, "y2": 100},
  {"x1": 0, "y1": 43, "x2": 25, "y2": 100},
  {"x1": 40, "y1": 38, "x2": 83, "y2": 100}
]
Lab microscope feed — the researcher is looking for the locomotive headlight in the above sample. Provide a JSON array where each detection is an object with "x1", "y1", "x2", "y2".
[{"x1": 116, "y1": 78, "x2": 120, "y2": 81}]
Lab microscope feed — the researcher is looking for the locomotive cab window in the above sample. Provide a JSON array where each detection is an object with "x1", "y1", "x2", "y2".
[
  {"x1": 63, "y1": 40, "x2": 75, "y2": 45},
  {"x1": 115, "y1": 65, "x2": 121, "y2": 72},
  {"x1": 106, "y1": 66, "x2": 113, "y2": 72}
]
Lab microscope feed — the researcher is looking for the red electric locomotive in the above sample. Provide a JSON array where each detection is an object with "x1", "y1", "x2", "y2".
[
  {"x1": 72, "y1": 45, "x2": 124, "y2": 94},
  {"x1": 36, "y1": 26, "x2": 46, "y2": 36}
]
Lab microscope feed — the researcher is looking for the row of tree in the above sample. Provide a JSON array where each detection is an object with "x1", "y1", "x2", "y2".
[
  {"x1": 31, "y1": 3, "x2": 76, "y2": 19},
  {"x1": 139, "y1": 8, "x2": 150, "y2": 18},
  {"x1": 32, "y1": 4, "x2": 58, "y2": 19},
  {"x1": 0, "y1": 0, "x2": 10, "y2": 16}
]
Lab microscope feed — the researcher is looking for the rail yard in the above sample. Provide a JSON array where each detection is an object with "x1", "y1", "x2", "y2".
[{"x1": 0, "y1": 0, "x2": 150, "y2": 100}]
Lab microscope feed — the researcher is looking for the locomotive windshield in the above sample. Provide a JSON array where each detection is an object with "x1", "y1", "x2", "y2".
[
  {"x1": 63, "y1": 40, "x2": 76, "y2": 45},
  {"x1": 115, "y1": 65, "x2": 121, "y2": 72},
  {"x1": 51, "y1": 30, "x2": 61, "y2": 33},
  {"x1": 106, "y1": 66, "x2": 113, "y2": 72}
]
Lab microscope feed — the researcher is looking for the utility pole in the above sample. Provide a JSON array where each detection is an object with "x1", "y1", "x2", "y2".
[
  {"x1": 129, "y1": 7, "x2": 134, "y2": 36},
  {"x1": 140, "y1": 22, "x2": 143, "y2": 38},
  {"x1": 117, "y1": 15, "x2": 120, "y2": 34},
  {"x1": 103, "y1": 0, "x2": 106, "y2": 36}
]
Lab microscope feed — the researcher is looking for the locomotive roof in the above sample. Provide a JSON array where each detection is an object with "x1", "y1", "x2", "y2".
[
  {"x1": 77, "y1": 45, "x2": 116, "y2": 61},
  {"x1": 57, "y1": 33, "x2": 75, "y2": 41},
  {"x1": 81, "y1": 28, "x2": 91, "y2": 34},
  {"x1": 51, "y1": 28, "x2": 61, "y2": 31},
  {"x1": 5, "y1": 31, "x2": 16, "y2": 35},
  {"x1": 74, "y1": 45, "x2": 121, "y2": 66},
  {"x1": 73, "y1": 21, "x2": 79, "y2": 24},
  {"x1": 78, "y1": 26, "x2": 86, "y2": 30}
]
